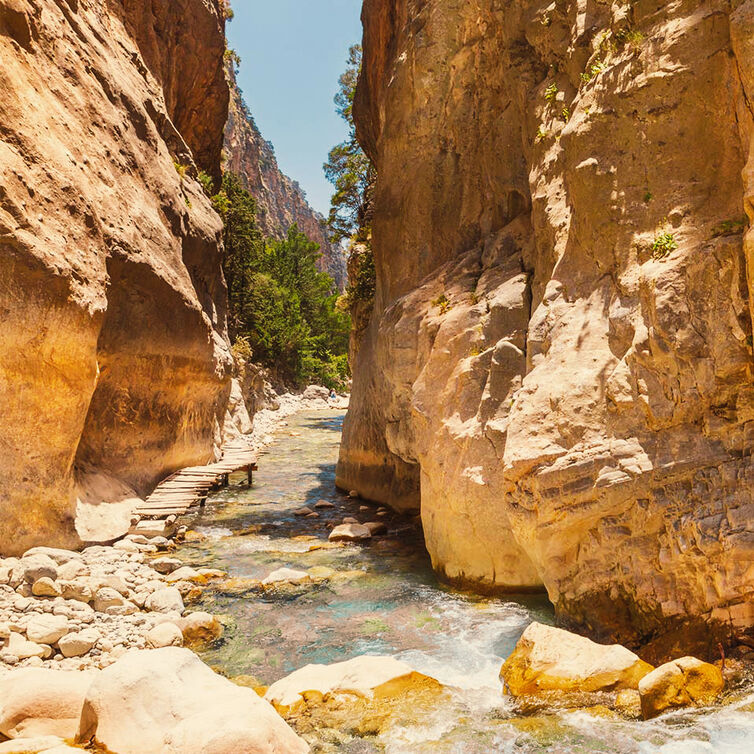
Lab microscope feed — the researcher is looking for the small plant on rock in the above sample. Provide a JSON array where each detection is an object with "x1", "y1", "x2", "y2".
[
  {"x1": 580, "y1": 59, "x2": 606, "y2": 84},
  {"x1": 432, "y1": 293, "x2": 452, "y2": 315},
  {"x1": 711, "y1": 218, "x2": 747, "y2": 237},
  {"x1": 651, "y1": 231, "x2": 677, "y2": 259},
  {"x1": 544, "y1": 82, "x2": 559, "y2": 102},
  {"x1": 197, "y1": 170, "x2": 214, "y2": 196}
]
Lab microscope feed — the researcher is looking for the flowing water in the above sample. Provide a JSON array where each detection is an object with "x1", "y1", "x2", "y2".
[{"x1": 175, "y1": 409, "x2": 754, "y2": 753}]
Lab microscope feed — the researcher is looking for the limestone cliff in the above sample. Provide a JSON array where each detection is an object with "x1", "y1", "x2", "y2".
[
  {"x1": 0, "y1": 0, "x2": 231, "y2": 554},
  {"x1": 339, "y1": 0, "x2": 754, "y2": 658},
  {"x1": 224, "y1": 65, "x2": 347, "y2": 287}
]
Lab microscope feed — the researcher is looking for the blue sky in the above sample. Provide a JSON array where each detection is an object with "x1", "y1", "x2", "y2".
[{"x1": 227, "y1": 1, "x2": 363, "y2": 215}]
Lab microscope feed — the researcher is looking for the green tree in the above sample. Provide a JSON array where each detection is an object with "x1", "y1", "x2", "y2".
[
  {"x1": 215, "y1": 173, "x2": 351, "y2": 388},
  {"x1": 324, "y1": 45, "x2": 376, "y2": 244}
]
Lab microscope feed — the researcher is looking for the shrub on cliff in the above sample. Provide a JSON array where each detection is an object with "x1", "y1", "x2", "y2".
[{"x1": 214, "y1": 173, "x2": 350, "y2": 388}]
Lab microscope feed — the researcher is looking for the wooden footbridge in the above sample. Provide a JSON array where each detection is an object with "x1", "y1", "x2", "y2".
[{"x1": 133, "y1": 439, "x2": 258, "y2": 520}]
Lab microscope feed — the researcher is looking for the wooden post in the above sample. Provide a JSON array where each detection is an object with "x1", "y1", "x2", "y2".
[{"x1": 246, "y1": 464, "x2": 253, "y2": 486}]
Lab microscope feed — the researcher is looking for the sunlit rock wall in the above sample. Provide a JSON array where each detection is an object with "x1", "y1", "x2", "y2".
[{"x1": 339, "y1": 0, "x2": 754, "y2": 658}]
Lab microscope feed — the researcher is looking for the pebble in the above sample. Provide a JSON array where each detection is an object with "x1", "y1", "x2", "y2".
[
  {"x1": 293, "y1": 507, "x2": 314, "y2": 517},
  {"x1": 314, "y1": 500, "x2": 336, "y2": 509}
]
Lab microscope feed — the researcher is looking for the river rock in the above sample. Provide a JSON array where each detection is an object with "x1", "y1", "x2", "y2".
[
  {"x1": 77, "y1": 648, "x2": 308, "y2": 753},
  {"x1": 314, "y1": 500, "x2": 336, "y2": 509},
  {"x1": 165, "y1": 566, "x2": 200, "y2": 584},
  {"x1": 92, "y1": 587, "x2": 128, "y2": 613},
  {"x1": 293, "y1": 507, "x2": 314, "y2": 517},
  {"x1": 145, "y1": 587, "x2": 184, "y2": 614},
  {"x1": 0, "y1": 668, "x2": 95, "y2": 739},
  {"x1": 146, "y1": 623, "x2": 183, "y2": 649},
  {"x1": 329, "y1": 524, "x2": 372, "y2": 542},
  {"x1": 57, "y1": 560, "x2": 88, "y2": 581},
  {"x1": 23, "y1": 548, "x2": 81, "y2": 566},
  {"x1": 151, "y1": 557, "x2": 183, "y2": 575},
  {"x1": 58, "y1": 629, "x2": 99, "y2": 658},
  {"x1": 31, "y1": 578, "x2": 61, "y2": 598},
  {"x1": 262, "y1": 568, "x2": 310, "y2": 586},
  {"x1": 6, "y1": 633, "x2": 50, "y2": 661},
  {"x1": 19, "y1": 555, "x2": 58, "y2": 584},
  {"x1": 500, "y1": 622, "x2": 653, "y2": 697},
  {"x1": 0, "y1": 736, "x2": 67, "y2": 753},
  {"x1": 265, "y1": 655, "x2": 444, "y2": 735},
  {"x1": 59, "y1": 580, "x2": 93, "y2": 604},
  {"x1": 175, "y1": 612, "x2": 223, "y2": 646},
  {"x1": 363, "y1": 521, "x2": 387, "y2": 536},
  {"x1": 24, "y1": 615, "x2": 69, "y2": 645},
  {"x1": 638, "y1": 656, "x2": 724, "y2": 719}
]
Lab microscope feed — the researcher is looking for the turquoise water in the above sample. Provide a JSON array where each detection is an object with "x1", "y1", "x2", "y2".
[{"x1": 174, "y1": 410, "x2": 754, "y2": 753}]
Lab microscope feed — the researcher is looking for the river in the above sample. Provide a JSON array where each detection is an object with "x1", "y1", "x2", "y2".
[{"x1": 174, "y1": 409, "x2": 754, "y2": 753}]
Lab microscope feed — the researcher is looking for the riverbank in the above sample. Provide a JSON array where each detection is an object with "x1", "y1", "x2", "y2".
[{"x1": 1, "y1": 407, "x2": 753, "y2": 753}]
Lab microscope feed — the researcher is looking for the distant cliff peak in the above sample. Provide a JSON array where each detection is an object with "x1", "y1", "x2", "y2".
[{"x1": 224, "y1": 65, "x2": 346, "y2": 288}]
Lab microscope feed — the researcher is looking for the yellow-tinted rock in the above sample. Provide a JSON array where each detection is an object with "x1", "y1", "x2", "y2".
[
  {"x1": 500, "y1": 622, "x2": 653, "y2": 697},
  {"x1": 638, "y1": 656, "x2": 724, "y2": 719},
  {"x1": 614, "y1": 689, "x2": 642, "y2": 719},
  {"x1": 265, "y1": 655, "x2": 445, "y2": 734}
]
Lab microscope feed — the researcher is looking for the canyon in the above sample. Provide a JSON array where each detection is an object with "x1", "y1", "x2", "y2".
[
  {"x1": 338, "y1": 0, "x2": 754, "y2": 658},
  {"x1": 224, "y1": 65, "x2": 347, "y2": 288}
]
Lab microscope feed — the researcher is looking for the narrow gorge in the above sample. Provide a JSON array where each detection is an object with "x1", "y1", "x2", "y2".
[
  {"x1": 338, "y1": 0, "x2": 754, "y2": 661},
  {"x1": 1, "y1": 0, "x2": 753, "y2": 752}
]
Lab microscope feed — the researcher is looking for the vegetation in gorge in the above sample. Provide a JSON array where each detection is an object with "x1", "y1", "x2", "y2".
[
  {"x1": 212, "y1": 173, "x2": 350, "y2": 389},
  {"x1": 325, "y1": 45, "x2": 377, "y2": 328}
]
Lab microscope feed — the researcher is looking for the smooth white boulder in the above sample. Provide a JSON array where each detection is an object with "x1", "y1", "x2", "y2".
[
  {"x1": 146, "y1": 623, "x2": 183, "y2": 649},
  {"x1": 500, "y1": 622, "x2": 654, "y2": 696},
  {"x1": 58, "y1": 629, "x2": 99, "y2": 658},
  {"x1": 261, "y1": 568, "x2": 310, "y2": 586},
  {"x1": 0, "y1": 668, "x2": 95, "y2": 739},
  {"x1": 6, "y1": 633, "x2": 49, "y2": 661},
  {"x1": 328, "y1": 524, "x2": 372, "y2": 542},
  {"x1": 265, "y1": 655, "x2": 438, "y2": 714},
  {"x1": 77, "y1": 648, "x2": 308, "y2": 753},
  {"x1": 0, "y1": 736, "x2": 66, "y2": 753},
  {"x1": 24, "y1": 615, "x2": 69, "y2": 646},
  {"x1": 145, "y1": 587, "x2": 184, "y2": 614}
]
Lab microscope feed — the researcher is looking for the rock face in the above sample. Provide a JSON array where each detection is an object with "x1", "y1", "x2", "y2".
[
  {"x1": 0, "y1": 0, "x2": 232, "y2": 554},
  {"x1": 339, "y1": 0, "x2": 754, "y2": 654},
  {"x1": 224, "y1": 64, "x2": 346, "y2": 287},
  {"x1": 500, "y1": 622, "x2": 653, "y2": 698}
]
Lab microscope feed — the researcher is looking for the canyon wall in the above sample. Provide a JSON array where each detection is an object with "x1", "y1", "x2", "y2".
[
  {"x1": 339, "y1": 0, "x2": 754, "y2": 658},
  {"x1": 0, "y1": 0, "x2": 231, "y2": 554},
  {"x1": 224, "y1": 66, "x2": 347, "y2": 287}
]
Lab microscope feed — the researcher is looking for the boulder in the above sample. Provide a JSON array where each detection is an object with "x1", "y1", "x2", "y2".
[
  {"x1": 363, "y1": 521, "x2": 387, "y2": 536},
  {"x1": 6, "y1": 634, "x2": 50, "y2": 661},
  {"x1": 22, "y1": 548, "x2": 81, "y2": 566},
  {"x1": 92, "y1": 587, "x2": 129, "y2": 613},
  {"x1": 31, "y1": 578, "x2": 61, "y2": 598},
  {"x1": 24, "y1": 615, "x2": 69, "y2": 646},
  {"x1": 165, "y1": 567, "x2": 200, "y2": 584},
  {"x1": 145, "y1": 587, "x2": 184, "y2": 614},
  {"x1": 261, "y1": 568, "x2": 310, "y2": 586},
  {"x1": 59, "y1": 580, "x2": 93, "y2": 604},
  {"x1": 292, "y1": 507, "x2": 314, "y2": 517},
  {"x1": 77, "y1": 648, "x2": 307, "y2": 753},
  {"x1": 265, "y1": 655, "x2": 444, "y2": 735},
  {"x1": 19, "y1": 555, "x2": 57, "y2": 584},
  {"x1": 0, "y1": 737, "x2": 67, "y2": 753},
  {"x1": 151, "y1": 557, "x2": 183, "y2": 575},
  {"x1": 175, "y1": 612, "x2": 223, "y2": 646},
  {"x1": 328, "y1": 524, "x2": 371, "y2": 542},
  {"x1": 146, "y1": 623, "x2": 183, "y2": 649},
  {"x1": 500, "y1": 622, "x2": 653, "y2": 697},
  {"x1": 0, "y1": 668, "x2": 95, "y2": 739},
  {"x1": 638, "y1": 656, "x2": 725, "y2": 719},
  {"x1": 302, "y1": 385, "x2": 329, "y2": 401},
  {"x1": 58, "y1": 630, "x2": 99, "y2": 658}
]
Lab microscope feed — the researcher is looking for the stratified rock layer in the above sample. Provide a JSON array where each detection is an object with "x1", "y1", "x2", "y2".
[
  {"x1": 0, "y1": 0, "x2": 231, "y2": 554},
  {"x1": 224, "y1": 65, "x2": 347, "y2": 287},
  {"x1": 339, "y1": 0, "x2": 754, "y2": 654}
]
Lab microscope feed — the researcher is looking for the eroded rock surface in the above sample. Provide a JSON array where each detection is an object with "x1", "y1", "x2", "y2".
[
  {"x1": 339, "y1": 0, "x2": 754, "y2": 654},
  {"x1": 0, "y1": 0, "x2": 232, "y2": 554}
]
